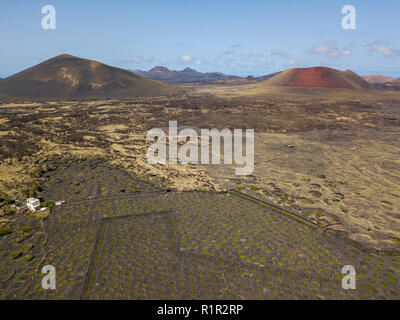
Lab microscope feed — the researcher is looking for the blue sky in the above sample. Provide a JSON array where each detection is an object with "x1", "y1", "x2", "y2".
[{"x1": 1, "y1": 0, "x2": 399, "y2": 77}]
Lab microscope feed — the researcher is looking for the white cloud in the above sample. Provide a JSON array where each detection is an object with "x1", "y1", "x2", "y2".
[
  {"x1": 271, "y1": 50, "x2": 298, "y2": 66},
  {"x1": 368, "y1": 41, "x2": 400, "y2": 58},
  {"x1": 132, "y1": 56, "x2": 154, "y2": 64},
  {"x1": 245, "y1": 52, "x2": 264, "y2": 62},
  {"x1": 178, "y1": 55, "x2": 205, "y2": 66},
  {"x1": 310, "y1": 41, "x2": 352, "y2": 59},
  {"x1": 180, "y1": 54, "x2": 192, "y2": 63}
]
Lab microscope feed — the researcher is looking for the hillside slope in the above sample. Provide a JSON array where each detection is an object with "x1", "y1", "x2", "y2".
[
  {"x1": 0, "y1": 54, "x2": 182, "y2": 98},
  {"x1": 264, "y1": 67, "x2": 371, "y2": 89}
]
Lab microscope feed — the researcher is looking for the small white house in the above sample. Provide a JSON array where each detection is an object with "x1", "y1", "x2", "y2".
[
  {"x1": 55, "y1": 200, "x2": 66, "y2": 206},
  {"x1": 26, "y1": 198, "x2": 40, "y2": 212}
]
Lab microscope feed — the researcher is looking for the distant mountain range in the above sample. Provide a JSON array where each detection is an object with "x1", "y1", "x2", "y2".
[
  {"x1": 0, "y1": 54, "x2": 182, "y2": 98},
  {"x1": 1, "y1": 55, "x2": 400, "y2": 98},
  {"x1": 132, "y1": 66, "x2": 243, "y2": 83},
  {"x1": 133, "y1": 66, "x2": 378, "y2": 90},
  {"x1": 362, "y1": 75, "x2": 395, "y2": 84},
  {"x1": 362, "y1": 75, "x2": 400, "y2": 90}
]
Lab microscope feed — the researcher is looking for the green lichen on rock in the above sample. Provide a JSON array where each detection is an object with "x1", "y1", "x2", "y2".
[
  {"x1": 40, "y1": 200, "x2": 55, "y2": 209},
  {"x1": 21, "y1": 243, "x2": 34, "y2": 251},
  {"x1": 315, "y1": 211, "x2": 324, "y2": 218},
  {"x1": 19, "y1": 225, "x2": 32, "y2": 234},
  {"x1": 0, "y1": 226, "x2": 12, "y2": 237},
  {"x1": 21, "y1": 254, "x2": 34, "y2": 262},
  {"x1": 325, "y1": 181, "x2": 336, "y2": 188},
  {"x1": 35, "y1": 209, "x2": 50, "y2": 220},
  {"x1": 129, "y1": 186, "x2": 142, "y2": 193},
  {"x1": 11, "y1": 250, "x2": 23, "y2": 259}
]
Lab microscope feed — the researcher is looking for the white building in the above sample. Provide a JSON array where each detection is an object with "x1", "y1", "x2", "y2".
[{"x1": 26, "y1": 198, "x2": 40, "y2": 212}]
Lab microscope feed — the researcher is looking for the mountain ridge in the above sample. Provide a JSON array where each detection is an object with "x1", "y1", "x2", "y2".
[
  {"x1": 132, "y1": 66, "x2": 240, "y2": 83},
  {"x1": 0, "y1": 54, "x2": 182, "y2": 98}
]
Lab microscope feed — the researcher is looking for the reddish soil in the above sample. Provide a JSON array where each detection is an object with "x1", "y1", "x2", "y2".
[{"x1": 265, "y1": 67, "x2": 370, "y2": 89}]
